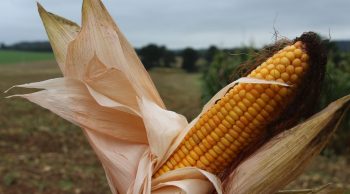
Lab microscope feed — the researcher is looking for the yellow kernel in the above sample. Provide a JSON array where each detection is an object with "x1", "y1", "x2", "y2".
[
  {"x1": 221, "y1": 137, "x2": 231, "y2": 146},
  {"x1": 211, "y1": 132, "x2": 220, "y2": 141},
  {"x1": 208, "y1": 149, "x2": 218, "y2": 158},
  {"x1": 199, "y1": 144, "x2": 207, "y2": 152},
  {"x1": 213, "y1": 145, "x2": 223, "y2": 155},
  {"x1": 242, "y1": 99, "x2": 251, "y2": 107},
  {"x1": 240, "y1": 116, "x2": 249, "y2": 125},
  {"x1": 275, "y1": 94, "x2": 282, "y2": 102},
  {"x1": 269, "y1": 99, "x2": 277, "y2": 107},
  {"x1": 186, "y1": 155, "x2": 196, "y2": 165},
  {"x1": 228, "y1": 111, "x2": 239, "y2": 121},
  {"x1": 165, "y1": 161, "x2": 174, "y2": 170},
  {"x1": 292, "y1": 58, "x2": 301, "y2": 66},
  {"x1": 224, "y1": 103, "x2": 233, "y2": 112},
  {"x1": 244, "y1": 112, "x2": 253, "y2": 121},
  {"x1": 197, "y1": 130, "x2": 205, "y2": 139},
  {"x1": 182, "y1": 158, "x2": 191, "y2": 166},
  {"x1": 281, "y1": 72, "x2": 289, "y2": 81},
  {"x1": 238, "y1": 102, "x2": 247, "y2": 111},
  {"x1": 220, "y1": 107, "x2": 228, "y2": 115},
  {"x1": 254, "y1": 84, "x2": 265, "y2": 92},
  {"x1": 225, "y1": 116, "x2": 235, "y2": 126},
  {"x1": 295, "y1": 67, "x2": 303, "y2": 74},
  {"x1": 248, "y1": 107, "x2": 258, "y2": 116},
  {"x1": 252, "y1": 103, "x2": 261, "y2": 111},
  {"x1": 291, "y1": 74, "x2": 298, "y2": 82},
  {"x1": 206, "y1": 135, "x2": 216, "y2": 145},
  {"x1": 256, "y1": 99, "x2": 266, "y2": 107},
  {"x1": 281, "y1": 57, "x2": 290, "y2": 65},
  {"x1": 181, "y1": 146, "x2": 189, "y2": 154},
  {"x1": 273, "y1": 58, "x2": 280, "y2": 64},
  {"x1": 218, "y1": 124, "x2": 228, "y2": 132},
  {"x1": 260, "y1": 109, "x2": 269, "y2": 118},
  {"x1": 286, "y1": 65, "x2": 294, "y2": 74},
  {"x1": 245, "y1": 93, "x2": 255, "y2": 102},
  {"x1": 301, "y1": 54, "x2": 309, "y2": 62},
  {"x1": 266, "y1": 74, "x2": 275, "y2": 81},
  {"x1": 241, "y1": 131, "x2": 250, "y2": 139},
  {"x1": 255, "y1": 73, "x2": 263, "y2": 79},
  {"x1": 174, "y1": 153, "x2": 181, "y2": 162},
  {"x1": 158, "y1": 169, "x2": 165, "y2": 175},
  {"x1": 286, "y1": 52, "x2": 295, "y2": 61},
  {"x1": 224, "y1": 133, "x2": 234, "y2": 142},
  {"x1": 214, "y1": 128, "x2": 224, "y2": 137},
  {"x1": 267, "y1": 58, "x2": 273, "y2": 64},
  {"x1": 244, "y1": 83, "x2": 253, "y2": 91},
  {"x1": 276, "y1": 64, "x2": 286, "y2": 72},
  {"x1": 217, "y1": 142, "x2": 226, "y2": 150},
  {"x1": 266, "y1": 88, "x2": 275, "y2": 97},
  {"x1": 202, "y1": 139, "x2": 211, "y2": 149},
  {"x1": 265, "y1": 104, "x2": 274, "y2": 112},
  {"x1": 279, "y1": 87, "x2": 289, "y2": 97},
  {"x1": 178, "y1": 163, "x2": 186, "y2": 168},
  {"x1": 196, "y1": 160, "x2": 206, "y2": 168},
  {"x1": 170, "y1": 158, "x2": 177, "y2": 166},
  {"x1": 233, "y1": 107, "x2": 243, "y2": 116},
  {"x1": 261, "y1": 93, "x2": 270, "y2": 102},
  {"x1": 270, "y1": 69, "x2": 281, "y2": 79},
  {"x1": 256, "y1": 114, "x2": 265, "y2": 122},
  {"x1": 229, "y1": 129, "x2": 239, "y2": 139},
  {"x1": 250, "y1": 89, "x2": 260, "y2": 98},
  {"x1": 239, "y1": 90, "x2": 246, "y2": 98},
  {"x1": 301, "y1": 62, "x2": 308, "y2": 69},
  {"x1": 217, "y1": 112, "x2": 225, "y2": 119},
  {"x1": 236, "y1": 120, "x2": 245, "y2": 129},
  {"x1": 194, "y1": 147, "x2": 203, "y2": 155},
  {"x1": 204, "y1": 153, "x2": 215, "y2": 163},
  {"x1": 267, "y1": 64, "x2": 275, "y2": 70},
  {"x1": 233, "y1": 94, "x2": 241, "y2": 101},
  {"x1": 260, "y1": 68, "x2": 269, "y2": 75},
  {"x1": 222, "y1": 119, "x2": 231, "y2": 128}
]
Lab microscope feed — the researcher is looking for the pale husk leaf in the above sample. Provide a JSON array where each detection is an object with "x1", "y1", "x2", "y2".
[
  {"x1": 138, "y1": 97, "x2": 188, "y2": 161},
  {"x1": 152, "y1": 167, "x2": 222, "y2": 194},
  {"x1": 65, "y1": 0, "x2": 164, "y2": 108},
  {"x1": 223, "y1": 95, "x2": 350, "y2": 194},
  {"x1": 83, "y1": 128, "x2": 148, "y2": 194},
  {"x1": 37, "y1": 3, "x2": 80, "y2": 73},
  {"x1": 83, "y1": 55, "x2": 140, "y2": 115},
  {"x1": 8, "y1": 78, "x2": 148, "y2": 143}
]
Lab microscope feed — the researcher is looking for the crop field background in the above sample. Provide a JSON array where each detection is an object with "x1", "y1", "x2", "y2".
[{"x1": 0, "y1": 51, "x2": 349, "y2": 194}]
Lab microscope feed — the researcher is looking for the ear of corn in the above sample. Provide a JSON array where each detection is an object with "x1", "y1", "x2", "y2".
[{"x1": 154, "y1": 41, "x2": 310, "y2": 178}]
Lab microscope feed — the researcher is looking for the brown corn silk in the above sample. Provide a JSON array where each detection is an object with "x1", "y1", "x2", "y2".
[{"x1": 154, "y1": 35, "x2": 317, "y2": 178}]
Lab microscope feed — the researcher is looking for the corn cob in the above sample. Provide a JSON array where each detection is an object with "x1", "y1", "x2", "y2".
[{"x1": 154, "y1": 41, "x2": 310, "y2": 178}]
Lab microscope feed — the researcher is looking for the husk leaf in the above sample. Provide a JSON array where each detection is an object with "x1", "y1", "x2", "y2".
[{"x1": 223, "y1": 95, "x2": 350, "y2": 194}]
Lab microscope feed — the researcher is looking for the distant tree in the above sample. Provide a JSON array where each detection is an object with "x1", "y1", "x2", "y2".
[
  {"x1": 138, "y1": 44, "x2": 163, "y2": 69},
  {"x1": 0, "y1": 43, "x2": 6, "y2": 50},
  {"x1": 160, "y1": 46, "x2": 175, "y2": 67},
  {"x1": 181, "y1": 47, "x2": 198, "y2": 72},
  {"x1": 205, "y1": 45, "x2": 218, "y2": 63}
]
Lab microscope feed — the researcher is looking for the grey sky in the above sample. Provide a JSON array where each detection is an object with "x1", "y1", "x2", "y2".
[{"x1": 0, "y1": 0, "x2": 349, "y2": 49}]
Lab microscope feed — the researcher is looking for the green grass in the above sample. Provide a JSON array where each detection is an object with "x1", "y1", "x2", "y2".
[{"x1": 0, "y1": 50, "x2": 54, "y2": 65}]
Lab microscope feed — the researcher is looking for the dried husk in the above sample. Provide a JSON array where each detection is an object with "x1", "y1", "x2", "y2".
[{"x1": 223, "y1": 95, "x2": 350, "y2": 194}]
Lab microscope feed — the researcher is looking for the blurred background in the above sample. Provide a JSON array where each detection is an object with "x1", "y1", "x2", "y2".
[{"x1": 0, "y1": 0, "x2": 349, "y2": 193}]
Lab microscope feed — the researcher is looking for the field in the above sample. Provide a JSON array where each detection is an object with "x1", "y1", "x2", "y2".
[
  {"x1": 0, "y1": 51, "x2": 54, "y2": 65},
  {"x1": 0, "y1": 54, "x2": 349, "y2": 193}
]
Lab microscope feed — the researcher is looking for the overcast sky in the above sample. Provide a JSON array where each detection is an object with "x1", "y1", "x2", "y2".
[{"x1": 1, "y1": 0, "x2": 349, "y2": 49}]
